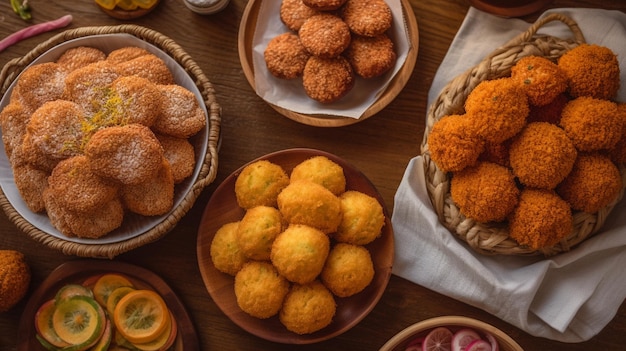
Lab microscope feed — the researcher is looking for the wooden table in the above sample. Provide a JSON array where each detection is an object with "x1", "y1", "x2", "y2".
[{"x1": 1, "y1": 0, "x2": 625, "y2": 350}]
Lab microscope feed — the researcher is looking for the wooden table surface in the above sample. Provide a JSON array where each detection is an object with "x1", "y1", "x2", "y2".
[{"x1": 1, "y1": 0, "x2": 625, "y2": 350}]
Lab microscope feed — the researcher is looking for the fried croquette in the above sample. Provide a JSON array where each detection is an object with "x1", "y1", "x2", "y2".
[
  {"x1": 264, "y1": 32, "x2": 311, "y2": 79},
  {"x1": 345, "y1": 34, "x2": 396, "y2": 78},
  {"x1": 510, "y1": 56, "x2": 568, "y2": 106},
  {"x1": 237, "y1": 206, "x2": 284, "y2": 261},
  {"x1": 210, "y1": 221, "x2": 247, "y2": 276},
  {"x1": 0, "y1": 102, "x2": 30, "y2": 159},
  {"x1": 56, "y1": 46, "x2": 106, "y2": 72},
  {"x1": 280, "y1": 0, "x2": 320, "y2": 31},
  {"x1": 341, "y1": 0, "x2": 392, "y2": 37},
  {"x1": 277, "y1": 180, "x2": 342, "y2": 234},
  {"x1": 120, "y1": 158, "x2": 175, "y2": 216},
  {"x1": 235, "y1": 160, "x2": 290, "y2": 209},
  {"x1": 153, "y1": 84, "x2": 206, "y2": 138},
  {"x1": 155, "y1": 133, "x2": 196, "y2": 183},
  {"x1": 321, "y1": 243, "x2": 374, "y2": 297},
  {"x1": 106, "y1": 46, "x2": 151, "y2": 65},
  {"x1": 608, "y1": 103, "x2": 626, "y2": 164},
  {"x1": 302, "y1": 56, "x2": 355, "y2": 104},
  {"x1": 526, "y1": 92, "x2": 568, "y2": 124},
  {"x1": 299, "y1": 14, "x2": 351, "y2": 59},
  {"x1": 508, "y1": 189, "x2": 572, "y2": 250},
  {"x1": 270, "y1": 224, "x2": 330, "y2": 284},
  {"x1": 559, "y1": 96, "x2": 622, "y2": 152},
  {"x1": 289, "y1": 155, "x2": 346, "y2": 196},
  {"x1": 302, "y1": 0, "x2": 346, "y2": 11},
  {"x1": 0, "y1": 250, "x2": 30, "y2": 312},
  {"x1": 334, "y1": 191, "x2": 384, "y2": 245},
  {"x1": 109, "y1": 76, "x2": 162, "y2": 127},
  {"x1": 556, "y1": 153, "x2": 623, "y2": 214},
  {"x1": 509, "y1": 122, "x2": 577, "y2": 189},
  {"x1": 279, "y1": 280, "x2": 336, "y2": 334},
  {"x1": 84, "y1": 124, "x2": 164, "y2": 185},
  {"x1": 450, "y1": 162, "x2": 520, "y2": 223},
  {"x1": 234, "y1": 261, "x2": 290, "y2": 319},
  {"x1": 13, "y1": 62, "x2": 67, "y2": 113},
  {"x1": 115, "y1": 54, "x2": 175, "y2": 85},
  {"x1": 47, "y1": 155, "x2": 119, "y2": 214},
  {"x1": 427, "y1": 114, "x2": 485, "y2": 173},
  {"x1": 558, "y1": 44, "x2": 620, "y2": 100}
]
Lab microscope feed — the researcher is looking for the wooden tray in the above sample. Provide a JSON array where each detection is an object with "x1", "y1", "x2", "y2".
[{"x1": 238, "y1": 0, "x2": 419, "y2": 127}]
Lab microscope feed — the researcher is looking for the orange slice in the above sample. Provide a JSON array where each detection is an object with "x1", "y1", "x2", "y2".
[{"x1": 113, "y1": 289, "x2": 170, "y2": 344}]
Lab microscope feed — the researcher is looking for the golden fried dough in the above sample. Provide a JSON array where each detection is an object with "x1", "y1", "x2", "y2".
[
  {"x1": 277, "y1": 180, "x2": 342, "y2": 234},
  {"x1": 270, "y1": 224, "x2": 330, "y2": 284},
  {"x1": 237, "y1": 206, "x2": 284, "y2": 261},
  {"x1": 109, "y1": 76, "x2": 162, "y2": 127},
  {"x1": 235, "y1": 160, "x2": 290, "y2": 209},
  {"x1": 106, "y1": 46, "x2": 151, "y2": 65},
  {"x1": 153, "y1": 84, "x2": 206, "y2": 138},
  {"x1": 264, "y1": 32, "x2": 310, "y2": 79},
  {"x1": 155, "y1": 133, "x2": 196, "y2": 184},
  {"x1": 56, "y1": 46, "x2": 106, "y2": 72},
  {"x1": 334, "y1": 190, "x2": 384, "y2": 245},
  {"x1": 279, "y1": 280, "x2": 336, "y2": 334},
  {"x1": 0, "y1": 102, "x2": 30, "y2": 160},
  {"x1": 289, "y1": 155, "x2": 345, "y2": 196},
  {"x1": 115, "y1": 54, "x2": 175, "y2": 85},
  {"x1": 321, "y1": 243, "x2": 374, "y2": 297},
  {"x1": 120, "y1": 158, "x2": 175, "y2": 216},
  {"x1": 13, "y1": 62, "x2": 67, "y2": 113},
  {"x1": 210, "y1": 221, "x2": 247, "y2": 276},
  {"x1": 234, "y1": 261, "x2": 290, "y2": 319}
]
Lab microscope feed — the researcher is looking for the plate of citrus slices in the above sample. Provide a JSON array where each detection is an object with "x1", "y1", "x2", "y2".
[{"x1": 17, "y1": 260, "x2": 199, "y2": 351}]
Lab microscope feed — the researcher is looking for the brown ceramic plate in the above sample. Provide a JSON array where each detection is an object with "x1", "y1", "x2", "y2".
[
  {"x1": 197, "y1": 148, "x2": 394, "y2": 344},
  {"x1": 16, "y1": 260, "x2": 199, "y2": 351}
]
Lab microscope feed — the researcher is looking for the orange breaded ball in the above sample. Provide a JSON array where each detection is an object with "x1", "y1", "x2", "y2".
[
  {"x1": 509, "y1": 122, "x2": 577, "y2": 189},
  {"x1": 279, "y1": 280, "x2": 336, "y2": 335},
  {"x1": 237, "y1": 206, "x2": 284, "y2": 261},
  {"x1": 321, "y1": 243, "x2": 374, "y2": 297},
  {"x1": 270, "y1": 224, "x2": 330, "y2": 284},
  {"x1": 289, "y1": 155, "x2": 346, "y2": 196},
  {"x1": 558, "y1": 44, "x2": 620, "y2": 100},
  {"x1": 334, "y1": 190, "x2": 384, "y2": 245},
  {"x1": 464, "y1": 78, "x2": 529, "y2": 144},
  {"x1": 556, "y1": 153, "x2": 623, "y2": 214},
  {"x1": 509, "y1": 189, "x2": 572, "y2": 250},
  {"x1": 511, "y1": 56, "x2": 568, "y2": 107},
  {"x1": 450, "y1": 162, "x2": 519, "y2": 223},
  {"x1": 427, "y1": 114, "x2": 485, "y2": 173},
  {"x1": 560, "y1": 97, "x2": 622, "y2": 152},
  {"x1": 234, "y1": 261, "x2": 290, "y2": 319},
  {"x1": 277, "y1": 180, "x2": 342, "y2": 234},
  {"x1": 0, "y1": 250, "x2": 30, "y2": 312},
  {"x1": 235, "y1": 160, "x2": 290, "y2": 209},
  {"x1": 210, "y1": 221, "x2": 247, "y2": 276}
]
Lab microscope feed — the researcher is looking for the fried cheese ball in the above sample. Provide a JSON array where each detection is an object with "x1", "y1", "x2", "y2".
[
  {"x1": 12, "y1": 62, "x2": 67, "y2": 113},
  {"x1": 153, "y1": 84, "x2": 206, "y2": 138},
  {"x1": 509, "y1": 122, "x2": 577, "y2": 189},
  {"x1": 109, "y1": 76, "x2": 162, "y2": 127},
  {"x1": 289, "y1": 155, "x2": 346, "y2": 196},
  {"x1": 120, "y1": 158, "x2": 175, "y2": 216},
  {"x1": 0, "y1": 250, "x2": 30, "y2": 312},
  {"x1": 234, "y1": 261, "x2": 290, "y2": 319},
  {"x1": 56, "y1": 46, "x2": 106, "y2": 72},
  {"x1": 450, "y1": 162, "x2": 519, "y2": 223},
  {"x1": 345, "y1": 34, "x2": 396, "y2": 79},
  {"x1": 210, "y1": 221, "x2": 247, "y2": 276},
  {"x1": 237, "y1": 206, "x2": 284, "y2": 261},
  {"x1": 299, "y1": 14, "x2": 351, "y2": 59},
  {"x1": 235, "y1": 160, "x2": 290, "y2": 209},
  {"x1": 427, "y1": 114, "x2": 485, "y2": 173},
  {"x1": 115, "y1": 54, "x2": 175, "y2": 85},
  {"x1": 84, "y1": 124, "x2": 164, "y2": 185},
  {"x1": 464, "y1": 78, "x2": 529, "y2": 144},
  {"x1": 321, "y1": 243, "x2": 374, "y2": 297},
  {"x1": 277, "y1": 180, "x2": 342, "y2": 234},
  {"x1": 558, "y1": 44, "x2": 620, "y2": 100},
  {"x1": 279, "y1": 280, "x2": 336, "y2": 334},
  {"x1": 559, "y1": 97, "x2": 622, "y2": 152},
  {"x1": 155, "y1": 133, "x2": 196, "y2": 184},
  {"x1": 556, "y1": 153, "x2": 623, "y2": 214},
  {"x1": 510, "y1": 56, "x2": 568, "y2": 106},
  {"x1": 302, "y1": 56, "x2": 355, "y2": 104},
  {"x1": 270, "y1": 224, "x2": 330, "y2": 284},
  {"x1": 264, "y1": 32, "x2": 311, "y2": 79},
  {"x1": 335, "y1": 191, "x2": 384, "y2": 245},
  {"x1": 280, "y1": 0, "x2": 320, "y2": 31},
  {"x1": 509, "y1": 189, "x2": 572, "y2": 250},
  {"x1": 341, "y1": 0, "x2": 392, "y2": 37}
]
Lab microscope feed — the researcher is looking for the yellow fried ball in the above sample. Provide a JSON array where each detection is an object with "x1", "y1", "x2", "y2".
[
  {"x1": 237, "y1": 206, "x2": 284, "y2": 261},
  {"x1": 290, "y1": 155, "x2": 346, "y2": 196},
  {"x1": 234, "y1": 261, "x2": 290, "y2": 319},
  {"x1": 279, "y1": 280, "x2": 336, "y2": 334},
  {"x1": 235, "y1": 160, "x2": 290, "y2": 209},
  {"x1": 270, "y1": 224, "x2": 330, "y2": 284},
  {"x1": 277, "y1": 180, "x2": 342, "y2": 234},
  {"x1": 334, "y1": 190, "x2": 384, "y2": 245},
  {"x1": 210, "y1": 221, "x2": 247, "y2": 276},
  {"x1": 321, "y1": 243, "x2": 374, "y2": 297}
]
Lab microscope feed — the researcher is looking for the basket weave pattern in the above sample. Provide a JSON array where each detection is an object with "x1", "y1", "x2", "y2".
[
  {"x1": 421, "y1": 13, "x2": 626, "y2": 256},
  {"x1": 0, "y1": 25, "x2": 221, "y2": 258}
]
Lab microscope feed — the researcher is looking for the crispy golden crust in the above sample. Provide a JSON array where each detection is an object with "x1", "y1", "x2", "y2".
[
  {"x1": 120, "y1": 158, "x2": 175, "y2": 216},
  {"x1": 558, "y1": 44, "x2": 620, "y2": 100},
  {"x1": 264, "y1": 32, "x2": 310, "y2": 79},
  {"x1": 335, "y1": 191, "x2": 384, "y2": 245},
  {"x1": 299, "y1": 14, "x2": 351, "y2": 58},
  {"x1": 341, "y1": 0, "x2": 392, "y2": 37},
  {"x1": 509, "y1": 122, "x2": 577, "y2": 189},
  {"x1": 106, "y1": 46, "x2": 151, "y2": 65},
  {"x1": 560, "y1": 96, "x2": 622, "y2": 152},
  {"x1": 321, "y1": 243, "x2": 374, "y2": 297},
  {"x1": 511, "y1": 56, "x2": 567, "y2": 107},
  {"x1": 63, "y1": 62, "x2": 121, "y2": 114},
  {"x1": 110, "y1": 76, "x2": 162, "y2": 127},
  {"x1": 556, "y1": 153, "x2": 622, "y2": 213},
  {"x1": 13, "y1": 62, "x2": 67, "y2": 113},
  {"x1": 210, "y1": 221, "x2": 247, "y2": 276},
  {"x1": 280, "y1": 0, "x2": 320, "y2": 31},
  {"x1": 234, "y1": 261, "x2": 290, "y2": 319},
  {"x1": 0, "y1": 102, "x2": 30, "y2": 159},
  {"x1": 115, "y1": 54, "x2": 175, "y2": 85},
  {"x1": 155, "y1": 133, "x2": 195, "y2": 184},
  {"x1": 289, "y1": 155, "x2": 345, "y2": 196},
  {"x1": 237, "y1": 206, "x2": 284, "y2": 261},
  {"x1": 428, "y1": 114, "x2": 484, "y2": 173},
  {"x1": 464, "y1": 78, "x2": 529, "y2": 144},
  {"x1": 12, "y1": 163, "x2": 48, "y2": 213},
  {"x1": 235, "y1": 160, "x2": 290, "y2": 209},
  {"x1": 0, "y1": 250, "x2": 30, "y2": 312},
  {"x1": 153, "y1": 84, "x2": 206, "y2": 138},
  {"x1": 302, "y1": 56, "x2": 354, "y2": 103},
  {"x1": 270, "y1": 224, "x2": 330, "y2": 284},
  {"x1": 450, "y1": 162, "x2": 520, "y2": 223},
  {"x1": 277, "y1": 180, "x2": 342, "y2": 234},
  {"x1": 509, "y1": 189, "x2": 572, "y2": 250},
  {"x1": 85, "y1": 124, "x2": 164, "y2": 185},
  {"x1": 56, "y1": 46, "x2": 106, "y2": 72},
  {"x1": 279, "y1": 280, "x2": 336, "y2": 334},
  {"x1": 345, "y1": 34, "x2": 396, "y2": 78},
  {"x1": 18, "y1": 133, "x2": 60, "y2": 172},
  {"x1": 302, "y1": 0, "x2": 346, "y2": 11}
]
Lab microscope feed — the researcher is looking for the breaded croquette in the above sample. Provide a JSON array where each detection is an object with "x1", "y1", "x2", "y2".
[
  {"x1": 334, "y1": 191, "x2": 384, "y2": 245},
  {"x1": 559, "y1": 96, "x2": 622, "y2": 152},
  {"x1": 277, "y1": 180, "x2": 342, "y2": 234},
  {"x1": 302, "y1": 56, "x2": 355, "y2": 104},
  {"x1": 558, "y1": 44, "x2": 620, "y2": 100},
  {"x1": 508, "y1": 189, "x2": 572, "y2": 250},
  {"x1": 345, "y1": 34, "x2": 396, "y2": 79},
  {"x1": 511, "y1": 56, "x2": 568, "y2": 106},
  {"x1": 234, "y1": 261, "x2": 290, "y2": 319},
  {"x1": 289, "y1": 155, "x2": 346, "y2": 196},
  {"x1": 321, "y1": 243, "x2": 374, "y2": 297},
  {"x1": 264, "y1": 32, "x2": 310, "y2": 79},
  {"x1": 210, "y1": 221, "x2": 247, "y2": 276},
  {"x1": 427, "y1": 114, "x2": 484, "y2": 173},
  {"x1": 341, "y1": 0, "x2": 392, "y2": 37},
  {"x1": 279, "y1": 280, "x2": 336, "y2": 334},
  {"x1": 450, "y1": 161, "x2": 519, "y2": 223},
  {"x1": 298, "y1": 14, "x2": 351, "y2": 59},
  {"x1": 0, "y1": 250, "x2": 30, "y2": 312},
  {"x1": 270, "y1": 224, "x2": 330, "y2": 284},
  {"x1": 235, "y1": 160, "x2": 290, "y2": 209},
  {"x1": 280, "y1": 0, "x2": 320, "y2": 31},
  {"x1": 237, "y1": 206, "x2": 284, "y2": 261}
]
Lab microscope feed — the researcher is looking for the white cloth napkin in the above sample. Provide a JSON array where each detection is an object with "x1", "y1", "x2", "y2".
[{"x1": 392, "y1": 7, "x2": 626, "y2": 343}]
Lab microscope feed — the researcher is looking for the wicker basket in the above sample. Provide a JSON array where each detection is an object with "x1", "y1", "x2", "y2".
[
  {"x1": 421, "y1": 13, "x2": 626, "y2": 256},
  {"x1": 0, "y1": 25, "x2": 221, "y2": 258}
]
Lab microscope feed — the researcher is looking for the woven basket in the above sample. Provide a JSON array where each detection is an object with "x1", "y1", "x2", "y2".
[
  {"x1": 0, "y1": 25, "x2": 221, "y2": 258},
  {"x1": 421, "y1": 13, "x2": 626, "y2": 256}
]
